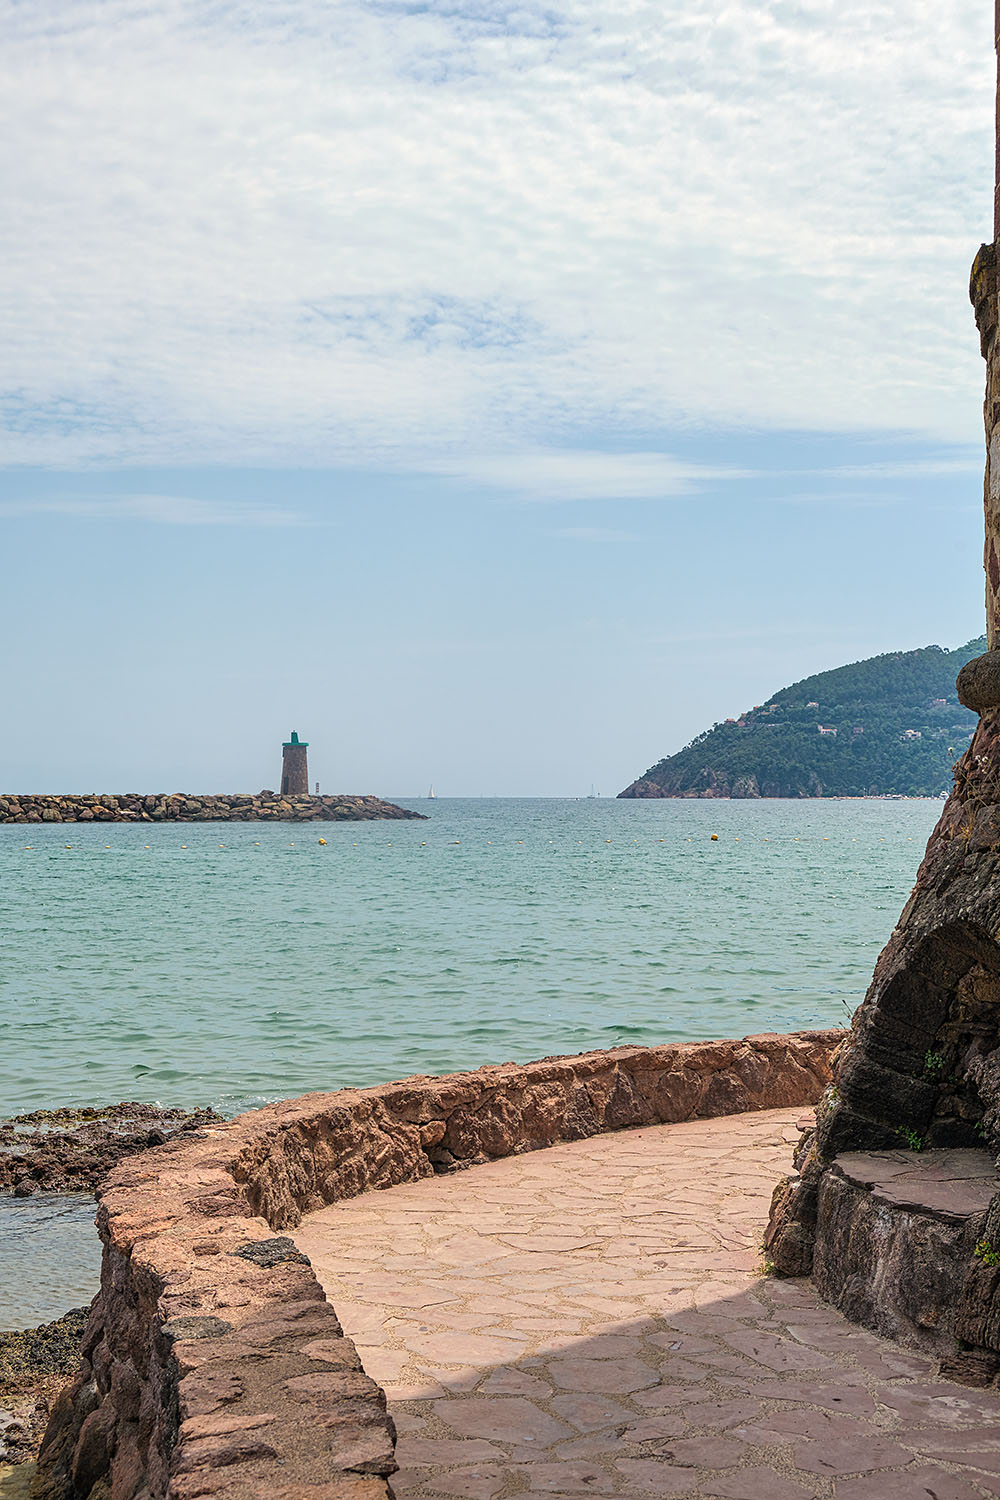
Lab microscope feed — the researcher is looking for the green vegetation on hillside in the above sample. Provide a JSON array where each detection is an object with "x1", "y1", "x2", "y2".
[{"x1": 619, "y1": 638, "x2": 986, "y2": 799}]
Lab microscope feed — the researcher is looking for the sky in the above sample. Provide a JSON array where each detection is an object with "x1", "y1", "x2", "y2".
[{"x1": 0, "y1": 0, "x2": 995, "y2": 796}]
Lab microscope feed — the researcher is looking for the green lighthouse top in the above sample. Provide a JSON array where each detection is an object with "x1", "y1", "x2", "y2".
[{"x1": 283, "y1": 730, "x2": 309, "y2": 747}]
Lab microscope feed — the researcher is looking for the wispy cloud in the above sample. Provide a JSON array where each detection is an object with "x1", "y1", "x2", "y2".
[
  {"x1": 0, "y1": 494, "x2": 307, "y2": 526},
  {"x1": 426, "y1": 450, "x2": 745, "y2": 501},
  {"x1": 815, "y1": 457, "x2": 984, "y2": 478},
  {"x1": 0, "y1": 0, "x2": 992, "y2": 468}
]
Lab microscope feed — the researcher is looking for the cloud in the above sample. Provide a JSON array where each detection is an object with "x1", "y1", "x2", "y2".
[
  {"x1": 0, "y1": 0, "x2": 992, "y2": 469},
  {"x1": 0, "y1": 494, "x2": 306, "y2": 525},
  {"x1": 816, "y1": 456, "x2": 984, "y2": 478},
  {"x1": 427, "y1": 449, "x2": 744, "y2": 500}
]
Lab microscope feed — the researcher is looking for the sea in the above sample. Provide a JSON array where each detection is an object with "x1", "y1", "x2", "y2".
[{"x1": 0, "y1": 795, "x2": 944, "y2": 1326}]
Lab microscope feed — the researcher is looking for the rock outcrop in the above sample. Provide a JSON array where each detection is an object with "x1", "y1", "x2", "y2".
[
  {"x1": 765, "y1": 191, "x2": 1000, "y2": 1386},
  {"x1": 765, "y1": 710, "x2": 1000, "y2": 1299},
  {"x1": 0, "y1": 1105, "x2": 222, "y2": 1195},
  {"x1": 0, "y1": 794, "x2": 422, "y2": 824},
  {"x1": 31, "y1": 1029, "x2": 839, "y2": 1500}
]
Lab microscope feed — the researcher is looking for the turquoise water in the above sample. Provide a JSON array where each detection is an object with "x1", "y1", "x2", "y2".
[
  {"x1": 0, "y1": 798, "x2": 943, "y2": 1118},
  {"x1": 0, "y1": 1194, "x2": 102, "y2": 1328}
]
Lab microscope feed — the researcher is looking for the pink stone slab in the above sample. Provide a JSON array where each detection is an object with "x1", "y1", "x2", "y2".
[
  {"x1": 432, "y1": 1398, "x2": 572, "y2": 1447},
  {"x1": 394, "y1": 1438, "x2": 505, "y2": 1467},
  {"x1": 420, "y1": 1464, "x2": 507, "y2": 1500},
  {"x1": 792, "y1": 1434, "x2": 917, "y2": 1475},
  {"x1": 546, "y1": 1356, "x2": 659, "y2": 1394},
  {"x1": 613, "y1": 1458, "x2": 699, "y2": 1493},
  {"x1": 701, "y1": 1470, "x2": 815, "y2": 1499},
  {"x1": 832, "y1": 1469, "x2": 985, "y2": 1500},
  {"x1": 513, "y1": 1461, "x2": 616, "y2": 1493}
]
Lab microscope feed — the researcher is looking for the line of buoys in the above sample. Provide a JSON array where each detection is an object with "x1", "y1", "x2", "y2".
[{"x1": 10, "y1": 831, "x2": 925, "y2": 854}]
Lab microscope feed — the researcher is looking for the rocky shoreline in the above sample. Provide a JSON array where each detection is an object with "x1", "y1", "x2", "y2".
[
  {"x1": 0, "y1": 1104, "x2": 223, "y2": 1195},
  {"x1": 0, "y1": 1311, "x2": 89, "y2": 1472},
  {"x1": 0, "y1": 1106, "x2": 223, "y2": 1474},
  {"x1": 0, "y1": 792, "x2": 424, "y2": 824}
]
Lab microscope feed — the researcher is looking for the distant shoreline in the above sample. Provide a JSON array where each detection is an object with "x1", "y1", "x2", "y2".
[{"x1": 617, "y1": 791, "x2": 945, "y2": 802}]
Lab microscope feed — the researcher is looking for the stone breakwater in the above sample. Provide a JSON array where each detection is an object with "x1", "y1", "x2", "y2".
[
  {"x1": 0, "y1": 794, "x2": 423, "y2": 825},
  {"x1": 31, "y1": 1028, "x2": 841, "y2": 1500}
]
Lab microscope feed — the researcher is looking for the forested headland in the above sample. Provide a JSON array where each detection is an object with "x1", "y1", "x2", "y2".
[{"x1": 619, "y1": 638, "x2": 986, "y2": 799}]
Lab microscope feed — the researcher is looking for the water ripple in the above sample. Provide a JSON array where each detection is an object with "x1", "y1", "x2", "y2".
[{"x1": 0, "y1": 797, "x2": 942, "y2": 1116}]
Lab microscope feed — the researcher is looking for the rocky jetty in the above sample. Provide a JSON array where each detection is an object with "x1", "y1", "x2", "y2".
[
  {"x1": 0, "y1": 1104, "x2": 222, "y2": 1195},
  {"x1": 0, "y1": 792, "x2": 423, "y2": 824}
]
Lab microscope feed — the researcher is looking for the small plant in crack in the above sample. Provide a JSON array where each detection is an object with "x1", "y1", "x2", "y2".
[
  {"x1": 896, "y1": 1126, "x2": 924, "y2": 1152},
  {"x1": 975, "y1": 1239, "x2": 1000, "y2": 1267},
  {"x1": 924, "y1": 1050, "x2": 945, "y2": 1077}
]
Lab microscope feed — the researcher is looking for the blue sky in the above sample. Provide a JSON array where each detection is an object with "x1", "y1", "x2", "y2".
[{"x1": 0, "y1": 0, "x2": 993, "y2": 795}]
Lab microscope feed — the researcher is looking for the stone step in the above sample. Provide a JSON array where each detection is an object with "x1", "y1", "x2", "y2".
[{"x1": 814, "y1": 1148, "x2": 1000, "y2": 1366}]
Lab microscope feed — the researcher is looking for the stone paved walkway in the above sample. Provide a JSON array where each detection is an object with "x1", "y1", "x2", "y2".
[{"x1": 292, "y1": 1108, "x2": 1000, "y2": 1500}]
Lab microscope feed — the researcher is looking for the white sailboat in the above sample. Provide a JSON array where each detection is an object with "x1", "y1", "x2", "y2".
[{"x1": 427, "y1": 785, "x2": 436, "y2": 799}]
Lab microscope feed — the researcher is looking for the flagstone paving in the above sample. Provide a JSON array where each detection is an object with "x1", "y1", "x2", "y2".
[{"x1": 292, "y1": 1107, "x2": 1000, "y2": 1500}]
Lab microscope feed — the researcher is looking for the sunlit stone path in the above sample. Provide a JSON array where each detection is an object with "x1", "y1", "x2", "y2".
[{"x1": 293, "y1": 1107, "x2": 1000, "y2": 1500}]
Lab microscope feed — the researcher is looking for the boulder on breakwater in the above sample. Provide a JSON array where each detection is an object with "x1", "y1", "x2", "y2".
[{"x1": 0, "y1": 792, "x2": 424, "y2": 824}]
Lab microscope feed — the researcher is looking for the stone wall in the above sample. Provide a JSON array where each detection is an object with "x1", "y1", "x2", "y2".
[
  {"x1": 0, "y1": 794, "x2": 422, "y2": 825},
  {"x1": 32, "y1": 1029, "x2": 840, "y2": 1500}
]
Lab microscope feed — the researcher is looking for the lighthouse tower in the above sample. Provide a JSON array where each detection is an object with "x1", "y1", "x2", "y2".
[{"x1": 281, "y1": 731, "x2": 309, "y2": 795}]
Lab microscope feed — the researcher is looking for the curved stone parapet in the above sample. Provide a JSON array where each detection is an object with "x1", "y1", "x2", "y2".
[{"x1": 31, "y1": 1029, "x2": 840, "y2": 1500}]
